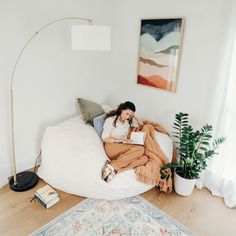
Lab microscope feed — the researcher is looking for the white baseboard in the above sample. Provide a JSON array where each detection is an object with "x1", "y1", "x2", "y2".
[
  {"x1": 0, "y1": 157, "x2": 39, "y2": 189},
  {"x1": 0, "y1": 178, "x2": 8, "y2": 189}
]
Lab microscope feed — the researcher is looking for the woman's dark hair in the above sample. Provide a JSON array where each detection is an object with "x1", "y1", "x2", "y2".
[{"x1": 105, "y1": 101, "x2": 136, "y2": 127}]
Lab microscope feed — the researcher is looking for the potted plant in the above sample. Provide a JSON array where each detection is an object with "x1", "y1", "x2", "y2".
[{"x1": 160, "y1": 112, "x2": 225, "y2": 196}]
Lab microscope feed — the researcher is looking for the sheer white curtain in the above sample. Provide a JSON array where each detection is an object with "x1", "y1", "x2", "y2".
[{"x1": 196, "y1": 5, "x2": 236, "y2": 208}]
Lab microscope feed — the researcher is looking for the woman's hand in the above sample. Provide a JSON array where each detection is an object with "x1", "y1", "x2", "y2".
[
  {"x1": 103, "y1": 137, "x2": 133, "y2": 143},
  {"x1": 132, "y1": 115, "x2": 143, "y2": 126},
  {"x1": 114, "y1": 138, "x2": 133, "y2": 143},
  {"x1": 120, "y1": 138, "x2": 133, "y2": 143}
]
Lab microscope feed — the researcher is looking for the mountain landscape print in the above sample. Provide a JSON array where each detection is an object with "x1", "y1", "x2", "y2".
[{"x1": 137, "y1": 18, "x2": 184, "y2": 92}]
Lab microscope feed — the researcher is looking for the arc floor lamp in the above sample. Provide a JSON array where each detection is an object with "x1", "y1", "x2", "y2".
[{"x1": 9, "y1": 17, "x2": 111, "y2": 191}]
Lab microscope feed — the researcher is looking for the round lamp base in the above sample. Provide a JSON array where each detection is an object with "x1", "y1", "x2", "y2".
[{"x1": 9, "y1": 171, "x2": 38, "y2": 192}]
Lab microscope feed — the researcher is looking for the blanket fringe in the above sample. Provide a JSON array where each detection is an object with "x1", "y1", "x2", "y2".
[{"x1": 135, "y1": 170, "x2": 173, "y2": 193}]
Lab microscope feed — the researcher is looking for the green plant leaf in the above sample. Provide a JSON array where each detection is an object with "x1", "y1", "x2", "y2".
[{"x1": 171, "y1": 112, "x2": 225, "y2": 179}]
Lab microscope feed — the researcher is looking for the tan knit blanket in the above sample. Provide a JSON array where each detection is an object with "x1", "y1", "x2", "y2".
[{"x1": 131, "y1": 121, "x2": 176, "y2": 193}]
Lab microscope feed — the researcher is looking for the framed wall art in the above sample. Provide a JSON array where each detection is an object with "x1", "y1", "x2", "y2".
[{"x1": 137, "y1": 18, "x2": 184, "y2": 92}]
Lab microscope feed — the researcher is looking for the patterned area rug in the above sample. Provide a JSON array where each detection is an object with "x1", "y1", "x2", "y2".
[{"x1": 30, "y1": 196, "x2": 195, "y2": 236}]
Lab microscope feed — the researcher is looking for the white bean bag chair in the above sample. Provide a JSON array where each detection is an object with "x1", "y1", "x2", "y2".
[{"x1": 37, "y1": 116, "x2": 173, "y2": 200}]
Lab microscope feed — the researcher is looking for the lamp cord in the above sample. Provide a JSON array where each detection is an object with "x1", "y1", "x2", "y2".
[{"x1": 34, "y1": 150, "x2": 42, "y2": 173}]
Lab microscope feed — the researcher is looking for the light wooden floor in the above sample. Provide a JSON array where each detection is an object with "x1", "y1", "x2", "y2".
[{"x1": 0, "y1": 178, "x2": 235, "y2": 236}]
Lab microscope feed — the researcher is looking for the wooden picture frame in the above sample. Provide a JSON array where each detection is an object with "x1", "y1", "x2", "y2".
[{"x1": 137, "y1": 17, "x2": 184, "y2": 92}]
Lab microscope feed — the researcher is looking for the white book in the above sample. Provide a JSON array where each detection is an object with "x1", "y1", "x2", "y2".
[
  {"x1": 35, "y1": 185, "x2": 59, "y2": 203},
  {"x1": 35, "y1": 195, "x2": 60, "y2": 209},
  {"x1": 45, "y1": 196, "x2": 60, "y2": 209},
  {"x1": 124, "y1": 132, "x2": 146, "y2": 145}
]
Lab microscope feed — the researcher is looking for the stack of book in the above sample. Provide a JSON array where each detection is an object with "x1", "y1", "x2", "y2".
[{"x1": 35, "y1": 185, "x2": 59, "y2": 209}]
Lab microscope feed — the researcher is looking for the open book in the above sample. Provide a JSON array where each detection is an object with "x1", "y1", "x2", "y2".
[{"x1": 124, "y1": 132, "x2": 146, "y2": 145}]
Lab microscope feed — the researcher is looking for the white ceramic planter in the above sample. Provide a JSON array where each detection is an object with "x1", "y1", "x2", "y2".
[{"x1": 174, "y1": 172, "x2": 196, "y2": 196}]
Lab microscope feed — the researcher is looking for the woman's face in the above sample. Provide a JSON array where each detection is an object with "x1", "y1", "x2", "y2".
[{"x1": 120, "y1": 109, "x2": 134, "y2": 121}]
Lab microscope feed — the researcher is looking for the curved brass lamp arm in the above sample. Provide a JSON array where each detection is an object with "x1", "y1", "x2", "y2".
[{"x1": 10, "y1": 17, "x2": 93, "y2": 185}]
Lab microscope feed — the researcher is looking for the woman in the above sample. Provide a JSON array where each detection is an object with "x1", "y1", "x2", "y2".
[{"x1": 101, "y1": 101, "x2": 148, "y2": 182}]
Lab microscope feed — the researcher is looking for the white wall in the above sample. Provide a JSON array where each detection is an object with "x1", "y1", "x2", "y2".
[
  {"x1": 110, "y1": 0, "x2": 232, "y2": 131},
  {"x1": 0, "y1": 0, "x2": 114, "y2": 187}
]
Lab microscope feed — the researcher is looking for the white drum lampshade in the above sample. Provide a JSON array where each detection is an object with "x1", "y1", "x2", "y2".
[{"x1": 71, "y1": 25, "x2": 111, "y2": 51}]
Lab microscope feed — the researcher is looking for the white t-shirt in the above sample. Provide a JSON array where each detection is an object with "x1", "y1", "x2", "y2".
[{"x1": 101, "y1": 116, "x2": 139, "y2": 140}]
